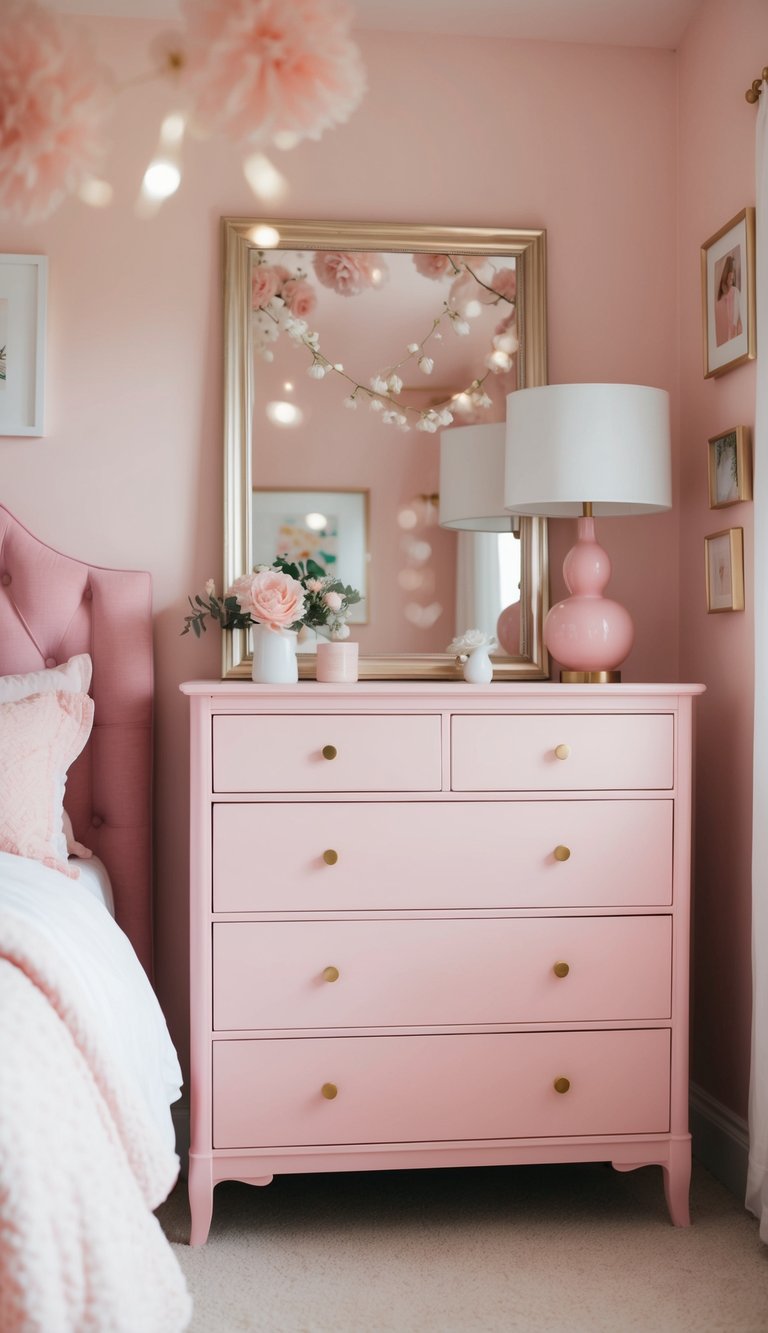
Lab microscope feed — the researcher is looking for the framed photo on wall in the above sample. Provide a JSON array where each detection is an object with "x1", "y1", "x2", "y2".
[
  {"x1": 0, "y1": 254, "x2": 47, "y2": 436},
  {"x1": 701, "y1": 208, "x2": 756, "y2": 378},
  {"x1": 252, "y1": 487, "x2": 369, "y2": 623},
  {"x1": 707, "y1": 426, "x2": 752, "y2": 508},
  {"x1": 705, "y1": 527, "x2": 745, "y2": 613}
]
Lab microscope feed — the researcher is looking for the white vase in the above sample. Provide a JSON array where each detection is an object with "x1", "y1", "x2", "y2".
[
  {"x1": 462, "y1": 645, "x2": 494, "y2": 684},
  {"x1": 251, "y1": 626, "x2": 299, "y2": 684}
]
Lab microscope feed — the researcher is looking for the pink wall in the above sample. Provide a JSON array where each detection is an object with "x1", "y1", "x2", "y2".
[
  {"x1": 678, "y1": 0, "x2": 765, "y2": 1119},
  {"x1": 0, "y1": 18, "x2": 679, "y2": 1078}
]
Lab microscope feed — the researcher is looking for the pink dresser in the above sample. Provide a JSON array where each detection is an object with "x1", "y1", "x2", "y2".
[{"x1": 181, "y1": 681, "x2": 703, "y2": 1245}]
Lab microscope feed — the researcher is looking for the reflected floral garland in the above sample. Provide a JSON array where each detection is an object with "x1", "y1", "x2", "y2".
[{"x1": 252, "y1": 252, "x2": 518, "y2": 431}]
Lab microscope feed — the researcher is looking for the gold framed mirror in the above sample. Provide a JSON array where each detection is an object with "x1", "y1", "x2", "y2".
[{"x1": 222, "y1": 217, "x2": 549, "y2": 679}]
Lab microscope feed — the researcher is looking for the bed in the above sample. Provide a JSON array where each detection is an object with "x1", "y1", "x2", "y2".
[{"x1": 0, "y1": 505, "x2": 191, "y2": 1332}]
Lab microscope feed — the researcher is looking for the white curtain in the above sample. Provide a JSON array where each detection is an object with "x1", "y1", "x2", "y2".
[
  {"x1": 455, "y1": 531, "x2": 503, "y2": 638},
  {"x1": 746, "y1": 83, "x2": 768, "y2": 1244}
]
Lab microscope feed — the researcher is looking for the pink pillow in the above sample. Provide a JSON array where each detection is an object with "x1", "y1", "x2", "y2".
[
  {"x1": 0, "y1": 691, "x2": 94, "y2": 879},
  {"x1": 0, "y1": 654, "x2": 94, "y2": 858}
]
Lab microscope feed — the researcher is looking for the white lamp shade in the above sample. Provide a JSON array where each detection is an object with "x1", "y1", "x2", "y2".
[
  {"x1": 439, "y1": 423, "x2": 519, "y2": 532},
  {"x1": 504, "y1": 384, "x2": 672, "y2": 517}
]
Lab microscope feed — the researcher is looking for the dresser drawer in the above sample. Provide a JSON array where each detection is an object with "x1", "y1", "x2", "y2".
[
  {"x1": 212, "y1": 714, "x2": 441, "y2": 792},
  {"x1": 452, "y1": 714, "x2": 674, "y2": 791},
  {"x1": 212, "y1": 1028, "x2": 671, "y2": 1148},
  {"x1": 212, "y1": 915, "x2": 671, "y2": 1030},
  {"x1": 213, "y1": 799, "x2": 673, "y2": 912}
]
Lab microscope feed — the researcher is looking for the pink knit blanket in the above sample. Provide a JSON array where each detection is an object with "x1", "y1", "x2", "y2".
[{"x1": 0, "y1": 911, "x2": 191, "y2": 1332}]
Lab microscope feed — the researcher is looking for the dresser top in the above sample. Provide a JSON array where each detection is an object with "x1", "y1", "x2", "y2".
[{"x1": 181, "y1": 680, "x2": 705, "y2": 700}]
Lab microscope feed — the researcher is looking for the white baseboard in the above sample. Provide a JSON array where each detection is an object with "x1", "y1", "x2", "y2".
[
  {"x1": 172, "y1": 1105, "x2": 190, "y2": 1179},
  {"x1": 690, "y1": 1082, "x2": 749, "y2": 1200}
]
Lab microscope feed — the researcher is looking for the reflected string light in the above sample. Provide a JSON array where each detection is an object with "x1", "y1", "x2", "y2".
[
  {"x1": 78, "y1": 176, "x2": 113, "y2": 208},
  {"x1": 397, "y1": 506, "x2": 418, "y2": 530},
  {"x1": 404, "y1": 601, "x2": 443, "y2": 628},
  {"x1": 398, "y1": 569, "x2": 425, "y2": 592},
  {"x1": 304, "y1": 511, "x2": 328, "y2": 531},
  {"x1": 266, "y1": 400, "x2": 303, "y2": 427}
]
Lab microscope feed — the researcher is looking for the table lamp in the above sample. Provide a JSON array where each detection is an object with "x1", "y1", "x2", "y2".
[
  {"x1": 439, "y1": 422, "x2": 521, "y2": 655},
  {"x1": 504, "y1": 383, "x2": 671, "y2": 682},
  {"x1": 439, "y1": 422, "x2": 519, "y2": 533}
]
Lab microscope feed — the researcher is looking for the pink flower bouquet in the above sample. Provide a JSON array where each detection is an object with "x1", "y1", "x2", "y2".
[{"x1": 183, "y1": 557, "x2": 361, "y2": 640}]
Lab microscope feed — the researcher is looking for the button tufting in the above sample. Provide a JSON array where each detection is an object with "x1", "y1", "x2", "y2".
[
  {"x1": 1, "y1": 573, "x2": 10, "y2": 587},
  {"x1": 91, "y1": 815, "x2": 103, "y2": 828},
  {"x1": 44, "y1": 657, "x2": 57, "y2": 668}
]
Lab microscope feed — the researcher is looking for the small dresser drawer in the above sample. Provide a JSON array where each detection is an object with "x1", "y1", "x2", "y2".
[
  {"x1": 452, "y1": 714, "x2": 674, "y2": 791},
  {"x1": 213, "y1": 799, "x2": 673, "y2": 912},
  {"x1": 212, "y1": 1028, "x2": 671, "y2": 1148},
  {"x1": 212, "y1": 916, "x2": 672, "y2": 1030},
  {"x1": 212, "y1": 714, "x2": 441, "y2": 792}
]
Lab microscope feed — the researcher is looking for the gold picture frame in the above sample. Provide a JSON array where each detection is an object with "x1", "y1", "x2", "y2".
[
  {"x1": 701, "y1": 208, "x2": 756, "y2": 378},
  {"x1": 705, "y1": 527, "x2": 745, "y2": 613},
  {"x1": 707, "y1": 426, "x2": 752, "y2": 508}
]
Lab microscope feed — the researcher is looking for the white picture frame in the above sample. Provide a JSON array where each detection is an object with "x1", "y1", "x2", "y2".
[
  {"x1": 252, "y1": 487, "x2": 370, "y2": 624},
  {"x1": 0, "y1": 254, "x2": 47, "y2": 437}
]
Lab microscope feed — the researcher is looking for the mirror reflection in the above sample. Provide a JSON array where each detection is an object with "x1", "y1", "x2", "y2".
[{"x1": 222, "y1": 219, "x2": 549, "y2": 679}]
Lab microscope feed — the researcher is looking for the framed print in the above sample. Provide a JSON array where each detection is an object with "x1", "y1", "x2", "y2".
[
  {"x1": 701, "y1": 209, "x2": 756, "y2": 378},
  {"x1": 705, "y1": 527, "x2": 744, "y2": 613},
  {"x1": 0, "y1": 254, "x2": 47, "y2": 436},
  {"x1": 707, "y1": 426, "x2": 752, "y2": 508},
  {"x1": 252, "y1": 487, "x2": 369, "y2": 623}
]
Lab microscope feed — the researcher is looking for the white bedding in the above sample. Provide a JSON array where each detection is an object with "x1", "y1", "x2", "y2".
[
  {"x1": 71, "y1": 851, "x2": 116, "y2": 915},
  {"x1": 0, "y1": 850, "x2": 182, "y2": 1153}
]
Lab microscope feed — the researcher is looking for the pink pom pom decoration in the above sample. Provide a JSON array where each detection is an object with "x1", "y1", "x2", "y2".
[
  {"x1": 0, "y1": 0, "x2": 110, "y2": 224},
  {"x1": 181, "y1": 0, "x2": 366, "y2": 146}
]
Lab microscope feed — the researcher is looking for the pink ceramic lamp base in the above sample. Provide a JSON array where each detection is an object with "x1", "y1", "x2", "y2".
[{"x1": 544, "y1": 515, "x2": 634, "y2": 683}]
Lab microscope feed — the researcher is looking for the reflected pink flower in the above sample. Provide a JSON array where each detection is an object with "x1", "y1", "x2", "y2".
[
  {"x1": 282, "y1": 277, "x2": 317, "y2": 318},
  {"x1": 412, "y1": 253, "x2": 455, "y2": 281},
  {"x1": 489, "y1": 266, "x2": 517, "y2": 302},
  {"x1": 251, "y1": 265, "x2": 282, "y2": 309},
  {"x1": 312, "y1": 250, "x2": 385, "y2": 297},
  {"x1": 0, "y1": 0, "x2": 110, "y2": 224},
  {"x1": 181, "y1": 0, "x2": 366, "y2": 146}
]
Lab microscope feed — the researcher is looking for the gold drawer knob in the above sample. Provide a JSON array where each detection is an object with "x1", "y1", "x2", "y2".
[
  {"x1": 322, "y1": 965, "x2": 340, "y2": 983},
  {"x1": 322, "y1": 744, "x2": 337, "y2": 760},
  {"x1": 554, "y1": 743, "x2": 571, "y2": 761},
  {"x1": 321, "y1": 1082, "x2": 338, "y2": 1100},
  {"x1": 553, "y1": 845, "x2": 571, "y2": 862},
  {"x1": 553, "y1": 961, "x2": 570, "y2": 978},
  {"x1": 322, "y1": 849, "x2": 339, "y2": 865},
  {"x1": 553, "y1": 1076, "x2": 571, "y2": 1095}
]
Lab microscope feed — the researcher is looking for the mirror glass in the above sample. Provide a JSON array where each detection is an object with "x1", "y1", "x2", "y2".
[{"x1": 222, "y1": 219, "x2": 549, "y2": 679}]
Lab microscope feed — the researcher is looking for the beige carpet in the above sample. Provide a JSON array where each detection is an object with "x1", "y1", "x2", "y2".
[{"x1": 156, "y1": 1161, "x2": 768, "y2": 1332}]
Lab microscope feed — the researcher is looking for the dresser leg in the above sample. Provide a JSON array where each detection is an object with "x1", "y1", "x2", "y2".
[
  {"x1": 188, "y1": 1154, "x2": 214, "y2": 1247},
  {"x1": 662, "y1": 1139, "x2": 692, "y2": 1227}
]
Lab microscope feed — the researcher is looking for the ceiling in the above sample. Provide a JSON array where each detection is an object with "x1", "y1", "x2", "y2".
[{"x1": 47, "y1": 0, "x2": 704, "y2": 50}]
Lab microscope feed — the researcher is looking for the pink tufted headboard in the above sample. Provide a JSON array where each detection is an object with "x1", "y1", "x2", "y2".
[{"x1": 0, "y1": 505, "x2": 154, "y2": 977}]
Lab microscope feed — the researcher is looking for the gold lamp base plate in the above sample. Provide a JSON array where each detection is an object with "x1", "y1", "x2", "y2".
[{"x1": 559, "y1": 669, "x2": 622, "y2": 684}]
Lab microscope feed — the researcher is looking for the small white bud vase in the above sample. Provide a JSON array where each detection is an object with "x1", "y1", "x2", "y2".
[
  {"x1": 316, "y1": 640, "x2": 359, "y2": 683},
  {"x1": 251, "y1": 626, "x2": 299, "y2": 683},
  {"x1": 462, "y1": 645, "x2": 494, "y2": 684}
]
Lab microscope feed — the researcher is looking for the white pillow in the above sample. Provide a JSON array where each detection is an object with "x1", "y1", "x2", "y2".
[
  {"x1": 0, "y1": 653, "x2": 92, "y2": 703},
  {"x1": 0, "y1": 655, "x2": 94, "y2": 858}
]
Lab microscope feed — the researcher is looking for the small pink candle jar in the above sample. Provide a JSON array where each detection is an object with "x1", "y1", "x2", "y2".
[{"x1": 316, "y1": 641, "x2": 359, "y2": 683}]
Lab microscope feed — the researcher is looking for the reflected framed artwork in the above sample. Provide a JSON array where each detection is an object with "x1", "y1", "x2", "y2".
[
  {"x1": 252, "y1": 487, "x2": 369, "y2": 623},
  {"x1": 0, "y1": 254, "x2": 47, "y2": 436},
  {"x1": 701, "y1": 209, "x2": 756, "y2": 378},
  {"x1": 707, "y1": 426, "x2": 752, "y2": 508},
  {"x1": 705, "y1": 527, "x2": 744, "y2": 613}
]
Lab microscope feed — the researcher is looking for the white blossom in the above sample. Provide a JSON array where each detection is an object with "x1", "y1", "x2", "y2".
[
  {"x1": 370, "y1": 375, "x2": 388, "y2": 394},
  {"x1": 369, "y1": 397, "x2": 383, "y2": 412},
  {"x1": 387, "y1": 373, "x2": 403, "y2": 395},
  {"x1": 418, "y1": 356, "x2": 434, "y2": 374},
  {"x1": 447, "y1": 628, "x2": 498, "y2": 656},
  {"x1": 344, "y1": 395, "x2": 358, "y2": 410},
  {"x1": 407, "y1": 342, "x2": 420, "y2": 353},
  {"x1": 308, "y1": 362, "x2": 327, "y2": 378}
]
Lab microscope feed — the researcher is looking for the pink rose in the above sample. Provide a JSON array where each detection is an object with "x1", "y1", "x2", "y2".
[
  {"x1": 228, "y1": 569, "x2": 306, "y2": 629},
  {"x1": 323, "y1": 590, "x2": 343, "y2": 612},
  {"x1": 282, "y1": 277, "x2": 317, "y2": 319},
  {"x1": 489, "y1": 267, "x2": 516, "y2": 303},
  {"x1": 312, "y1": 251, "x2": 387, "y2": 297},
  {"x1": 251, "y1": 265, "x2": 282, "y2": 310},
  {"x1": 412, "y1": 253, "x2": 455, "y2": 281}
]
